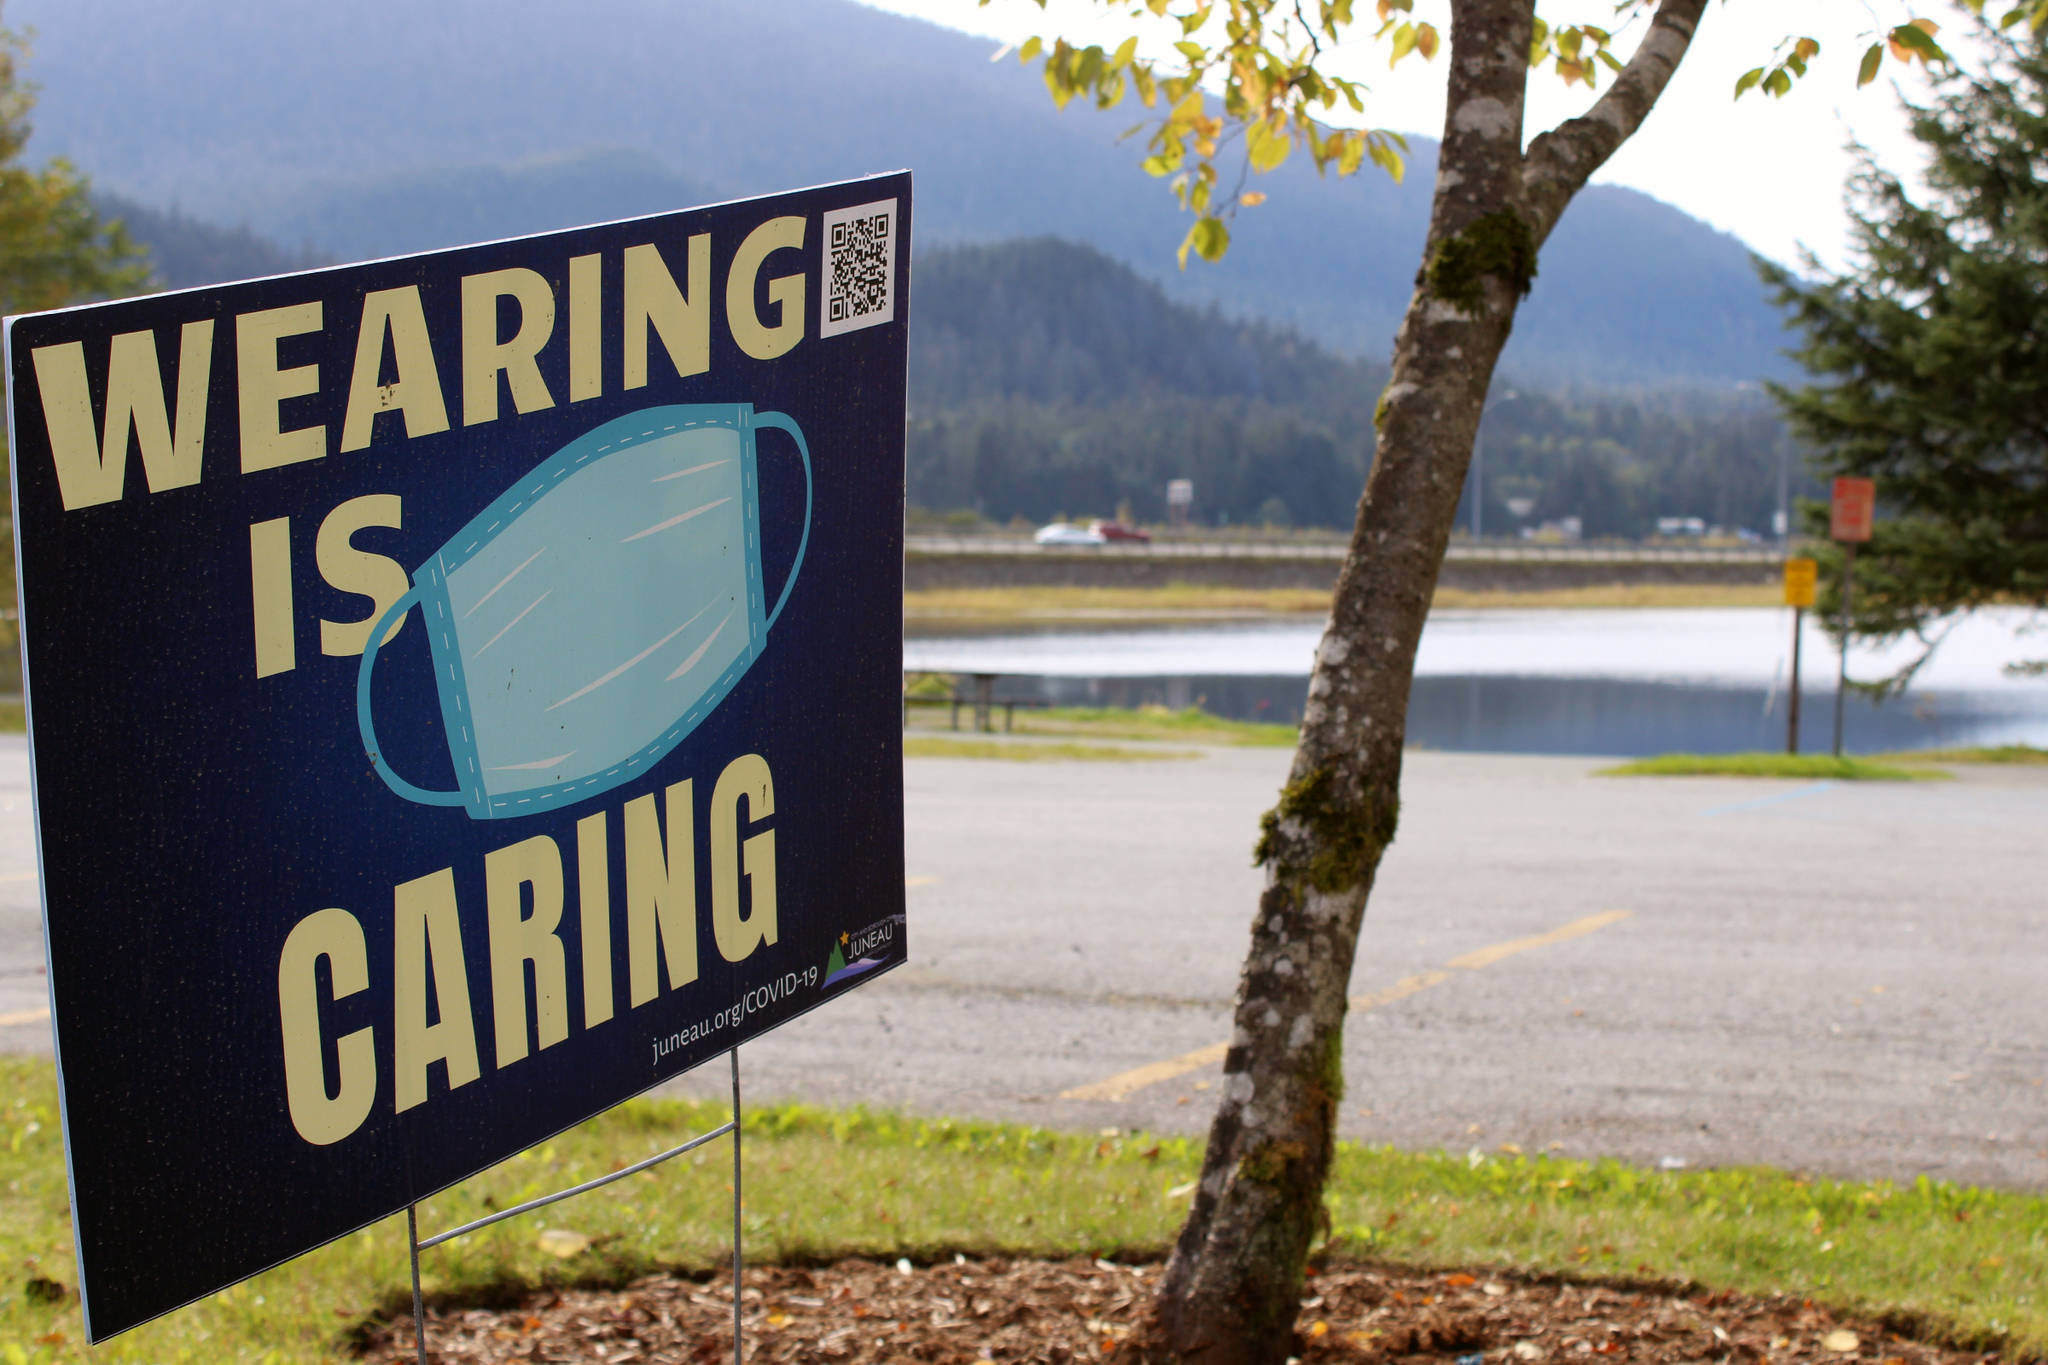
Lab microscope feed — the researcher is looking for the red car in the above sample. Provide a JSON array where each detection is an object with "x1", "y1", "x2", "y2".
[{"x1": 1088, "y1": 520, "x2": 1151, "y2": 543}]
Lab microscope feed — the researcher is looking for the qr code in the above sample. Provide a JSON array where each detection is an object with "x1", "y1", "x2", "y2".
[{"x1": 820, "y1": 198, "x2": 897, "y2": 338}]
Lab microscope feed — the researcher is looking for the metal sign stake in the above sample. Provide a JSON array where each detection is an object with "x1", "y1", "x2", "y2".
[
  {"x1": 403, "y1": 1047, "x2": 748, "y2": 1365},
  {"x1": 1833, "y1": 542, "x2": 1856, "y2": 757},
  {"x1": 1826, "y1": 476, "x2": 1874, "y2": 759},
  {"x1": 731, "y1": 1047, "x2": 744, "y2": 1365},
  {"x1": 1787, "y1": 604, "x2": 1804, "y2": 755},
  {"x1": 408, "y1": 1205, "x2": 428, "y2": 1365}
]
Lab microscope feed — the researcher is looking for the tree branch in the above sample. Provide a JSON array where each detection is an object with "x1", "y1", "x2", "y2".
[{"x1": 1520, "y1": 0, "x2": 1708, "y2": 242}]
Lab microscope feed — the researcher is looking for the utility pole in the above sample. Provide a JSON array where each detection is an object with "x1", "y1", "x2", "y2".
[{"x1": 1472, "y1": 389, "x2": 1520, "y2": 542}]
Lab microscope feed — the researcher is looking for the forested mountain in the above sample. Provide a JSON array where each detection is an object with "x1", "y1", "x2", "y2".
[
  {"x1": 15, "y1": 0, "x2": 1791, "y2": 388},
  {"x1": 94, "y1": 193, "x2": 329, "y2": 289},
  {"x1": 914, "y1": 240, "x2": 1377, "y2": 415},
  {"x1": 906, "y1": 238, "x2": 1810, "y2": 533}
]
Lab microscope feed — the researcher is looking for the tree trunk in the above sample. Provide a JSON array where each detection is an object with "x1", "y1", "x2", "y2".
[{"x1": 1138, "y1": 3, "x2": 1706, "y2": 1361}]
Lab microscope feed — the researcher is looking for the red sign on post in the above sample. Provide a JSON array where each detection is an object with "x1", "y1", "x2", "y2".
[{"x1": 1830, "y1": 476, "x2": 1876, "y2": 542}]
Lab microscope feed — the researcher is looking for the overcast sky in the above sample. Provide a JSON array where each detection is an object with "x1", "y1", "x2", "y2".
[{"x1": 857, "y1": 0, "x2": 1971, "y2": 271}]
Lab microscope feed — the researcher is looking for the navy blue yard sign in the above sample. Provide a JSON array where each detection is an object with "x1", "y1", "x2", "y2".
[{"x1": 4, "y1": 174, "x2": 910, "y2": 1340}]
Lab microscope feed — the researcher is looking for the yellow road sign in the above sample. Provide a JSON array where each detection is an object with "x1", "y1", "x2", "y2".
[{"x1": 1784, "y1": 556, "x2": 1818, "y2": 607}]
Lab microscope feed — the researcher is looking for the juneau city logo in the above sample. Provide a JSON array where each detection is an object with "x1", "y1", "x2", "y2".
[{"x1": 824, "y1": 914, "x2": 901, "y2": 989}]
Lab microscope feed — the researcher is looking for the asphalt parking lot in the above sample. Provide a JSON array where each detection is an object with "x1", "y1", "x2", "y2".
[
  {"x1": 4, "y1": 737, "x2": 2042, "y2": 1188},
  {"x1": 672, "y1": 745, "x2": 2048, "y2": 1189}
]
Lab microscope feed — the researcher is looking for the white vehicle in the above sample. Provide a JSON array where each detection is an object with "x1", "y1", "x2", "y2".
[{"x1": 1032, "y1": 522, "x2": 1107, "y2": 546}]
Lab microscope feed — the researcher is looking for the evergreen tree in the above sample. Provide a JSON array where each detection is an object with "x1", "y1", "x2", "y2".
[
  {"x1": 0, "y1": 16, "x2": 150, "y2": 612},
  {"x1": 1763, "y1": 22, "x2": 2048, "y2": 662},
  {"x1": 0, "y1": 20, "x2": 150, "y2": 318}
]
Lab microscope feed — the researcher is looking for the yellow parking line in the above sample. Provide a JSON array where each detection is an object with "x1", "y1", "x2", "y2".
[
  {"x1": 1062, "y1": 1041, "x2": 1230, "y2": 1104},
  {"x1": 1060, "y1": 910, "x2": 1632, "y2": 1103},
  {"x1": 0, "y1": 1008, "x2": 48, "y2": 1027},
  {"x1": 1443, "y1": 909, "x2": 1630, "y2": 970},
  {"x1": 1350, "y1": 969, "x2": 1453, "y2": 1011}
]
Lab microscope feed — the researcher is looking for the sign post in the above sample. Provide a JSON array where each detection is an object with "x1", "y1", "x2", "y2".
[
  {"x1": 1781, "y1": 556, "x2": 1817, "y2": 753},
  {"x1": 6, "y1": 174, "x2": 912, "y2": 1340},
  {"x1": 1827, "y1": 477, "x2": 1876, "y2": 756}
]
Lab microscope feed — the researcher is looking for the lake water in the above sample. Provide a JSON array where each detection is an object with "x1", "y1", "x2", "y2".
[{"x1": 903, "y1": 608, "x2": 2048, "y2": 756}]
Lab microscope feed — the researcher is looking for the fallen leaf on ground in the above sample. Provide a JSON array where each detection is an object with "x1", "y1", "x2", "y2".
[{"x1": 535, "y1": 1228, "x2": 589, "y2": 1258}]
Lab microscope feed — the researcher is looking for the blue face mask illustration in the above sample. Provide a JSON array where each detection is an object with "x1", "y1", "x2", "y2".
[{"x1": 357, "y1": 403, "x2": 811, "y2": 819}]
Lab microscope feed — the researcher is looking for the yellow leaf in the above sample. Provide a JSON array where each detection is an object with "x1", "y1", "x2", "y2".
[
  {"x1": 1309, "y1": 1320, "x2": 1331, "y2": 1338},
  {"x1": 1245, "y1": 115, "x2": 1289, "y2": 171},
  {"x1": 1191, "y1": 216, "x2": 1230, "y2": 262},
  {"x1": 536, "y1": 1228, "x2": 589, "y2": 1259},
  {"x1": 1339, "y1": 131, "x2": 1367, "y2": 176},
  {"x1": 1822, "y1": 1330, "x2": 1861, "y2": 1353},
  {"x1": 1389, "y1": 21, "x2": 1417, "y2": 67},
  {"x1": 1415, "y1": 22, "x2": 1439, "y2": 60},
  {"x1": 1240, "y1": 190, "x2": 1267, "y2": 206}
]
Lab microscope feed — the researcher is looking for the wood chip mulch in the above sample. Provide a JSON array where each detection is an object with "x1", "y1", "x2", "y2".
[{"x1": 358, "y1": 1257, "x2": 2028, "y2": 1365}]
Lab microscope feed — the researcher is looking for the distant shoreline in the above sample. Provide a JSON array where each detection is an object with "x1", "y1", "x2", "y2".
[{"x1": 904, "y1": 581, "x2": 1782, "y2": 634}]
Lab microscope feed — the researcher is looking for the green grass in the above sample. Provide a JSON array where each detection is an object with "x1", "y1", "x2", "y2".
[
  {"x1": 1598, "y1": 752, "x2": 1949, "y2": 781},
  {"x1": 1011, "y1": 704, "x2": 1298, "y2": 747},
  {"x1": 1875, "y1": 744, "x2": 2048, "y2": 766},
  {"x1": 1320, "y1": 1144, "x2": 2048, "y2": 1355},
  {"x1": 900, "y1": 690, "x2": 1297, "y2": 748},
  {"x1": 902, "y1": 736, "x2": 1201, "y2": 762},
  {"x1": 2, "y1": 1056, "x2": 2044, "y2": 1362}
]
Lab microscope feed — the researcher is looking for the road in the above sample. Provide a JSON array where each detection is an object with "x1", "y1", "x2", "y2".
[
  {"x1": 4, "y1": 737, "x2": 2043, "y2": 1189},
  {"x1": 904, "y1": 534, "x2": 1780, "y2": 565}
]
